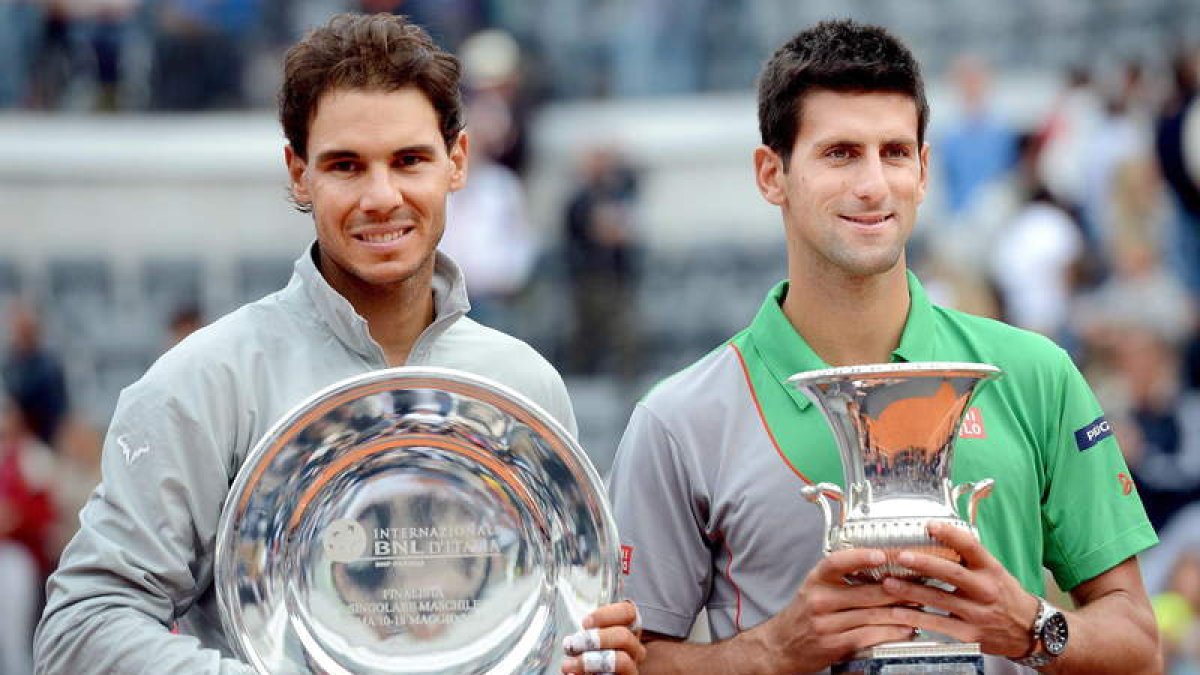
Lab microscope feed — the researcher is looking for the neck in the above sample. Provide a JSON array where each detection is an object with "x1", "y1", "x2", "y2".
[
  {"x1": 782, "y1": 260, "x2": 911, "y2": 367},
  {"x1": 320, "y1": 252, "x2": 437, "y2": 367}
]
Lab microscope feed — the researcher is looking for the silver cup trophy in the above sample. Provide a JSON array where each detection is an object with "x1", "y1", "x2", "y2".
[
  {"x1": 214, "y1": 367, "x2": 620, "y2": 674},
  {"x1": 788, "y1": 362, "x2": 1001, "y2": 675}
]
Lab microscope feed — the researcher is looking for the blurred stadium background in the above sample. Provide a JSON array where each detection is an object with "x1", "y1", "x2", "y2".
[{"x1": 3, "y1": 1, "x2": 1200, "y2": 671}]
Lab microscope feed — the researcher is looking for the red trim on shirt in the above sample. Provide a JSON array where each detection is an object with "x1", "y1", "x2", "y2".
[
  {"x1": 715, "y1": 529, "x2": 744, "y2": 631},
  {"x1": 729, "y1": 343, "x2": 814, "y2": 485}
]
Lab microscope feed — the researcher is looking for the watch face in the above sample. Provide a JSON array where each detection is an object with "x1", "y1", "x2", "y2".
[{"x1": 1041, "y1": 611, "x2": 1069, "y2": 656}]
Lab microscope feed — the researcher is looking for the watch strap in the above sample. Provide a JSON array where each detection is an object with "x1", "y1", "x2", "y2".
[{"x1": 1013, "y1": 597, "x2": 1055, "y2": 669}]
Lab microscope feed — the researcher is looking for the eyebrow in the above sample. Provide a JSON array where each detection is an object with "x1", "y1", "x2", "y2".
[
  {"x1": 313, "y1": 144, "x2": 439, "y2": 164},
  {"x1": 816, "y1": 138, "x2": 917, "y2": 148}
]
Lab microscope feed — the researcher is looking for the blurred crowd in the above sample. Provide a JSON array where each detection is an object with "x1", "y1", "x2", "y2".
[
  {"x1": 3, "y1": 2, "x2": 1200, "y2": 674},
  {"x1": 913, "y1": 49, "x2": 1200, "y2": 675}
]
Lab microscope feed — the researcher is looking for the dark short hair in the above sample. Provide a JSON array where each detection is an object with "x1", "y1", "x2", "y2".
[
  {"x1": 757, "y1": 19, "x2": 929, "y2": 167},
  {"x1": 279, "y1": 13, "x2": 464, "y2": 161}
]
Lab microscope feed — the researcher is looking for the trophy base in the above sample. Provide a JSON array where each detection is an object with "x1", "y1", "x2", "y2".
[{"x1": 832, "y1": 641, "x2": 984, "y2": 675}]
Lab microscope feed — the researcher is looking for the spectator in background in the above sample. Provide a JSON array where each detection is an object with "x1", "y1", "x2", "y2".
[
  {"x1": 357, "y1": 0, "x2": 485, "y2": 50},
  {"x1": 73, "y1": 0, "x2": 141, "y2": 111},
  {"x1": 0, "y1": 0, "x2": 44, "y2": 107},
  {"x1": 1155, "y1": 47, "x2": 1200, "y2": 296},
  {"x1": 1037, "y1": 65, "x2": 1104, "y2": 233},
  {"x1": 563, "y1": 146, "x2": 641, "y2": 378},
  {"x1": 440, "y1": 95, "x2": 537, "y2": 330},
  {"x1": 167, "y1": 303, "x2": 204, "y2": 348},
  {"x1": 938, "y1": 54, "x2": 1017, "y2": 218},
  {"x1": 2, "y1": 301, "x2": 68, "y2": 447},
  {"x1": 1071, "y1": 158, "x2": 1193, "y2": 354},
  {"x1": 1097, "y1": 326, "x2": 1200, "y2": 532},
  {"x1": 458, "y1": 27, "x2": 533, "y2": 176},
  {"x1": 149, "y1": 0, "x2": 262, "y2": 110},
  {"x1": 990, "y1": 133, "x2": 1084, "y2": 341},
  {"x1": 27, "y1": 0, "x2": 74, "y2": 109},
  {"x1": 1083, "y1": 62, "x2": 1155, "y2": 263},
  {"x1": 46, "y1": 414, "x2": 102, "y2": 561},
  {"x1": 1153, "y1": 549, "x2": 1200, "y2": 674},
  {"x1": 0, "y1": 397, "x2": 57, "y2": 675}
]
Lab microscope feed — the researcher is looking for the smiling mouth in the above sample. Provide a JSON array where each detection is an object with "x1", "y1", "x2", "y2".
[
  {"x1": 841, "y1": 214, "x2": 893, "y2": 226},
  {"x1": 354, "y1": 229, "x2": 412, "y2": 244}
]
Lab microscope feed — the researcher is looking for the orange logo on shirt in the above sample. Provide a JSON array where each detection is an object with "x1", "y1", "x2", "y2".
[{"x1": 1118, "y1": 472, "x2": 1135, "y2": 496}]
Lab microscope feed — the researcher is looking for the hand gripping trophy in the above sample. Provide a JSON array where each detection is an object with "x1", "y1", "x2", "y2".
[{"x1": 789, "y1": 362, "x2": 1001, "y2": 675}]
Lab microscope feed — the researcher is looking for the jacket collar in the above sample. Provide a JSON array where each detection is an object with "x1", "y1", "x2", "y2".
[{"x1": 288, "y1": 241, "x2": 471, "y2": 363}]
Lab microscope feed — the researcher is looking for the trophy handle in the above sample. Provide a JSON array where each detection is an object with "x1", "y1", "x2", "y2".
[
  {"x1": 951, "y1": 478, "x2": 995, "y2": 527},
  {"x1": 800, "y1": 482, "x2": 844, "y2": 554}
]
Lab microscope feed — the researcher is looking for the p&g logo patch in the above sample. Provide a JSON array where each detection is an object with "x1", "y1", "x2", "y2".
[{"x1": 1074, "y1": 416, "x2": 1112, "y2": 452}]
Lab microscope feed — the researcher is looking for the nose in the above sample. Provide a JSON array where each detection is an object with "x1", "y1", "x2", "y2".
[
  {"x1": 359, "y1": 165, "x2": 403, "y2": 215},
  {"x1": 852, "y1": 155, "x2": 888, "y2": 204}
]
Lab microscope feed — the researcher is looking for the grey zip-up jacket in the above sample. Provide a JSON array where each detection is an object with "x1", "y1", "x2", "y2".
[{"x1": 34, "y1": 244, "x2": 576, "y2": 674}]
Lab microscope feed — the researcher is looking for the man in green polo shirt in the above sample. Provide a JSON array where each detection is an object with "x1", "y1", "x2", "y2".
[{"x1": 606, "y1": 19, "x2": 1160, "y2": 675}]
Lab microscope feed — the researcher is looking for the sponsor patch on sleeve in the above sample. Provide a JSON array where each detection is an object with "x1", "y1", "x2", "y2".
[
  {"x1": 620, "y1": 545, "x2": 633, "y2": 575},
  {"x1": 1074, "y1": 416, "x2": 1113, "y2": 452}
]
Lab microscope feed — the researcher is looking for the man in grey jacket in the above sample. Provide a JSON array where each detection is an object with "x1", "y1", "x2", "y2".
[{"x1": 34, "y1": 13, "x2": 644, "y2": 675}]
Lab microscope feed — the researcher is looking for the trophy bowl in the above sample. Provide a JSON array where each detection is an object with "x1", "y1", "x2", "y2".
[
  {"x1": 215, "y1": 367, "x2": 620, "y2": 674},
  {"x1": 789, "y1": 362, "x2": 1000, "y2": 583}
]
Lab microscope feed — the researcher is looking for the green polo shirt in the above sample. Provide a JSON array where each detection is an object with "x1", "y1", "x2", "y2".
[{"x1": 731, "y1": 272, "x2": 1157, "y2": 592}]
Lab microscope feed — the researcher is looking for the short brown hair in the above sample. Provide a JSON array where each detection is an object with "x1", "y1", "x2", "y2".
[
  {"x1": 280, "y1": 13, "x2": 464, "y2": 160},
  {"x1": 757, "y1": 19, "x2": 929, "y2": 168}
]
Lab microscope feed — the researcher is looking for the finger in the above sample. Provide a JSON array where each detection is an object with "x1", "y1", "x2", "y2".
[
  {"x1": 812, "y1": 605, "x2": 930, "y2": 636},
  {"x1": 814, "y1": 548, "x2": 888, "y2": 584},
  {"x1": 893, "y1": 550, "x2": 978, "y2": 594},
  {"x1": 562, "y1": 651, "x2": 638, "y2": 675},
  {"x1": 564, "y1": 627, "x2": 645, "y2": 658},
  {"x1": 582, "y1": 650, "x2": 618, "y2": 673},
  {"x1": 563, "y1": 628, "x2": 603, "y2": 655},
  {"x1": 897, "y1": 604, "x2": 978, "y2": 644},
  {"x1": 926, "y1": 521, "x2": 994, "y2": 570},
  {"x1": 879, "y1": 577, "x2": 971, "y2": 617},
  {"x1": 825, "y1": 580, "x2": 923, "y2": 611},
  {"x1": 827, "y1": 624, "x2": 921, "y2": 658},
  {"x1": 583, "y1": 600, "x2": 639, "y2": 630},
  {"x1": 564, "y1": 627, "x2": 646, "y2": 660}
]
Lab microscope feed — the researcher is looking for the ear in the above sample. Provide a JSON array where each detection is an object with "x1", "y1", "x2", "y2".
[
  {"x1": 754, "y1": 145, "x2": 787, "y2": 206},
  {"x1": 448, "y1": 131, "x2": 469, "y2": 193},
  {"x1": 284, "y1": 144, "x2": 311, "y2": 206},
  {"x1": 915, "y1": 142, "x2": 931, "y2": 205}
]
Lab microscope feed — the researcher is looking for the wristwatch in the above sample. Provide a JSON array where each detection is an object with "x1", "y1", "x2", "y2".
[{"x1": 1014, "y1": 596, "x2": 1069, "y2": 669}]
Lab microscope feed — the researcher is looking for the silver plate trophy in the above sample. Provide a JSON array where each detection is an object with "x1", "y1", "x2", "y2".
[
  {"x1": 789, "y1": 362, "x2": 1001, "y2": 675},
  {"x1": 215, "y1": 367, "x2": 620, "y2": 674}
]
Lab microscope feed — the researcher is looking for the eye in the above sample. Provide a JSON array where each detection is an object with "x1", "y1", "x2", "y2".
[
  {"x1": 396, "y1": 154, "x2": 425, "y2": 168},
  {"x1": 825, "y1": 146, "x2": 852, "y2": 160},
  {"x1": 883, "y1": 145, "x2": 913, "y2": 159},
  {"x1": 329, "y1": 160, "x2": 358, "y2": 173}
]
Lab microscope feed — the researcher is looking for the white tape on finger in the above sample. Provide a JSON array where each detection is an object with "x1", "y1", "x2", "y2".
[
  {"x1": 563, "y1": 628, "x2": 603, "y2": 655},
  {"x1": 582, "y1": 649, "x2": 618, "y2": 673}
]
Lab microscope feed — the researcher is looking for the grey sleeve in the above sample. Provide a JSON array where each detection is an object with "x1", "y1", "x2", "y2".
[
  {"x1": 34, "y1": 377, "x2": 254, "y2": 675},
  {"x1": 539, "y1": 369, "x2": 579, "y2": 440},
  {"x1": 607, "y1": 402, "x2": 712, "y2": 638}
]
